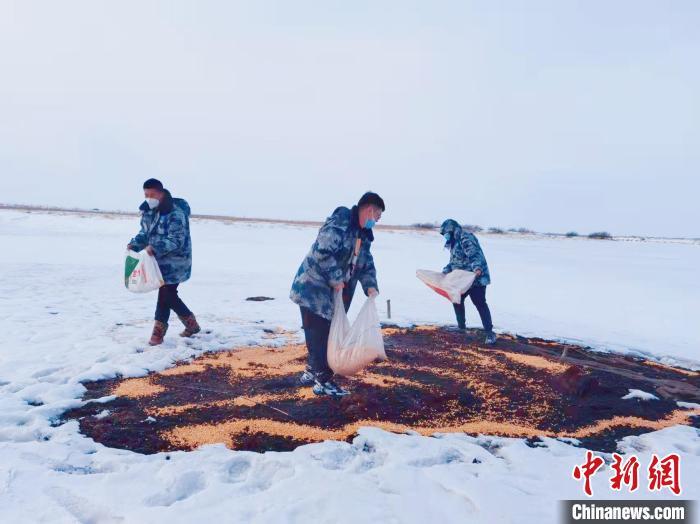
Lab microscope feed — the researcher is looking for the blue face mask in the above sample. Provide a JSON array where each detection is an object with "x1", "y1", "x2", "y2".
[
  {"x1": 364, "y1": 218, "x2": 376, "y2": 230},
  {"x1": 443, "y1": 232, "x2": 453, "y2": 248}
]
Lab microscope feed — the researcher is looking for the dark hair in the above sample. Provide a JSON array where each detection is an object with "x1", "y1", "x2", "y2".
[
  {"x1": 143, "y1": 178, "x2": 164, "y2": 191},
  {"x1": 358, "y1": 191, "x2": 385, "y2": 211}
]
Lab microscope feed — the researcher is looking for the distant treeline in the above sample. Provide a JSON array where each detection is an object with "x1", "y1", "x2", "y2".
[{"x1": 411, "y1": 221, "x2": 614, "y2": 240}]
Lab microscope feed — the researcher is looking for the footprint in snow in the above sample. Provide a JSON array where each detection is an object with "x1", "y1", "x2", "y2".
[
  {"x1": 221, "y1": 455, "x2": 253, "y2": 483},
  {"x1": 241, "y1": 460, "x2": 295, "y2": 493},
  {"x1": 310, "y1": 444, "x2": 359, "y2": 470},
  {"x1": 45, "y1": 486, "x2": 124, "y2": 523},
  {"x1": 31, "y1": 367, "x2": 61, "y2": 379},
  {"x1": 144, "y1": 470, "x2": 206, "y2": 507},
  {"x1": 407, "y1": 448, "x2": 466, "y2": 468}
]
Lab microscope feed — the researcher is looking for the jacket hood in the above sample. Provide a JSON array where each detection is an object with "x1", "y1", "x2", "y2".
[
  {"x1": 172, "y1": 196, "x2": 191, "y2": 217},
  {"x1": 439, "y1": 219, "x2": 462, "y2": 237}
]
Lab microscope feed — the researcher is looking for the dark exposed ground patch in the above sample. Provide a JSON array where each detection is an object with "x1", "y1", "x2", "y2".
[{"x1": 62, "y1": 326, "x2": 700, "y2": 454}]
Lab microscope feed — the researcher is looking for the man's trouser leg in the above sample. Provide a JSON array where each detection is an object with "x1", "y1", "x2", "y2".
[
  {"x1": 155, "y1": 284, "x2": 193, "y2": 323},
  {"x1": 168, "y1": 284, "x2": 193, "y2": 318},
  {"x1": 453, "y1": 293, "x2": 467, "y2": 329},
  {"x1": 300, "y1": 307, "x2": 333, "y2": 383},
  {"x1": 468, "y1": 285, "x2": 493, "y2": 332}
]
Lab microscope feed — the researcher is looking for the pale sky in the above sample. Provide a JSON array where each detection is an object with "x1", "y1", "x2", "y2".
[{"x1": 1, "y1": 1, "x2": 698, "y2": 237}]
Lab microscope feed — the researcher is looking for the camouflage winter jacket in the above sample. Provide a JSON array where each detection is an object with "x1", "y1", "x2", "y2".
[
  {"x1": 290, "y1": 206, "x2": 378, "y2": 320},
  {"x1": 442, "y1": 223, "x2": 491, "y2": 286},
  {"x1": 129, "y1": 190, "x2": 192, "y2": 285}
]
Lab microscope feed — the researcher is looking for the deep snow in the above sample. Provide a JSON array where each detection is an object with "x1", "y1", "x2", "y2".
[{"x1": 0, "y1": 209, "x2": 698, "y2": 523}]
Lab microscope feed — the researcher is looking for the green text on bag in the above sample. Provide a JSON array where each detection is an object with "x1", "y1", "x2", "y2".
[{"x1": 124, "y1": 255, "x2": 140, "y2": 287}]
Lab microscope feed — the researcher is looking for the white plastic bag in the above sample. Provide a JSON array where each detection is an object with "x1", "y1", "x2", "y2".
[
  {"x1": 327, "y1": 290, "x2": 387, "y2": 376},
  {"x1": 416, "y1": 269, "x2": 476, "y2": 304},
  {"x1": 124, "y1": 250, "x2": 164, "y2": 293}
]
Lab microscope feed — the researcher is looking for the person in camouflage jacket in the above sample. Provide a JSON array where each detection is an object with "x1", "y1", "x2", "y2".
[
  {"x1": 290, "y1": 192, "x2": 385, "y2": 396},
  {"x1": 440, "y1": 219, "x2": 496, "y2": 345},
  {"x1": 127, "y1": 179, "x2": 200, "y2": 346}
]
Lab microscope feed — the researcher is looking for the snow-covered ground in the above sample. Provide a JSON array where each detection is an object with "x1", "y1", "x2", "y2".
[{"x1": 0, "y1": 209, "x2": 698, "y2": 523}]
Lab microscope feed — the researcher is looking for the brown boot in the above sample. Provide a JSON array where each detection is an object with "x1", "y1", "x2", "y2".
[
  {"x1": 148, "y1": 321, "x2": 168, "y2": 346},
  {"x1": 178, "y1": 315, "x2": 201, "y2": 337}
]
